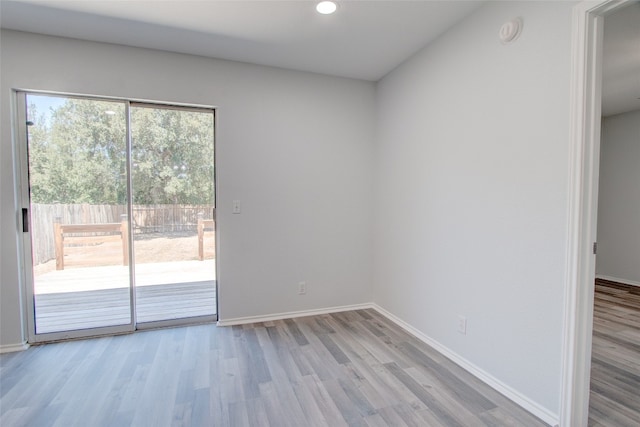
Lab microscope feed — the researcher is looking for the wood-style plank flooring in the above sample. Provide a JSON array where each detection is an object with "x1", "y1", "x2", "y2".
[
  {"x1": 0, "y1": 310, "x2": 548, "y2": 427},
  {"x1": 589, "y1": 279, "x2": 640, "y2": 427}
]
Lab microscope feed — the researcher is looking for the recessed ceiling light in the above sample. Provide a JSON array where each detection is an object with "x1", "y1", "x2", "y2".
[
  {"x1": 104, "y1": 110, "x2": 116, "y2": 115},
  {"x1": 316, "y1": 1, "x2": 337, "y2": 15}
]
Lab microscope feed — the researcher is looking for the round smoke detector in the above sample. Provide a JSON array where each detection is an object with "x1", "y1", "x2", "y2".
[{"x1": 499, "y1": 18, "x2": 523, "y2": 44}]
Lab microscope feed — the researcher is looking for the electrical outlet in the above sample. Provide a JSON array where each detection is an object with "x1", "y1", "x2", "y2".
[
  {"x1": 232, "y1": 200, "x2": 241, "y2": 214},
  {"x1": 298, "y1": 281, "x2": 306, "y2": 295},
  {"x1": 457, "y1": 315, "x2": 467, "y2": 335}
]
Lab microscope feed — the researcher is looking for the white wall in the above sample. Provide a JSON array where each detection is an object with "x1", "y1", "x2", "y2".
[
  {"x1": 596, "y1": 110, "x2": 640, "y2": 285},
  {"x1": 374, "y1": 1, "x2": 574, "y2": 418},
  {"x1": 0, "y1": 30, "x2": 375, "y2": 347}
]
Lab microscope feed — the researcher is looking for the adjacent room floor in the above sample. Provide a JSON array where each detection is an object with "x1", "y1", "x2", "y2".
[{"x1": 589, "y1": 279, "x2": 640, "y2": 427}]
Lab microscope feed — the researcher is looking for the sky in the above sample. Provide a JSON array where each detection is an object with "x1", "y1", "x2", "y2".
[
  {"x1": 28, "y1": 93, "x2": 66, "y2": 113},
  {"x1": 27, "y1": 93, "x2": 67, "y2": 125}
]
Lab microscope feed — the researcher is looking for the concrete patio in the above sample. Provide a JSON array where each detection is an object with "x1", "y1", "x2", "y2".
[{"x1": 33, "y1": 260, "x2": 216, "y2": 334}]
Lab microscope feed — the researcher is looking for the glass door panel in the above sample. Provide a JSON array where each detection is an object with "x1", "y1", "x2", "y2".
[
  {"x1": 130, "y1": 104, "x2": 216, "y2": 323},
  {"x1": 25, "y1": 94, "x2": 133, "y2": 335}
]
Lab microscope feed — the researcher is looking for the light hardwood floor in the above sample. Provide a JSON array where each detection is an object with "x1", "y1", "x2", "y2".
[
  {"x1": 0, "y1": 309, "x2": 548, "y2": 426},
  {"x1": 589, "y1": 279, "x2": 640, "y2": 427}
]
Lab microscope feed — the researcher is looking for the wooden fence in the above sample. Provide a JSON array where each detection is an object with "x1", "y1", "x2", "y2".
[{"x1": 31, "y1": 204, "x2": 215, "y2": 265}]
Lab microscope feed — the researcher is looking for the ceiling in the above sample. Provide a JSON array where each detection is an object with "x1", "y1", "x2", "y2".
[
  {"x1": 1, "y1": 1, "x2": 638, "y2": 115},
  {"x1": 0, "y1": 0, "x2": 483, "y2": 81}
]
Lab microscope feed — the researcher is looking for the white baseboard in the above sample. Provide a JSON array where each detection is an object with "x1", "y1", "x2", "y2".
[
  {"x1": 596, "y1": 274, "x2": 640, "y2": 288},
  {"x1": 371, "y1": 304, "x2": 559, "y2": 427},
  {"x1": 0, "y1": 341, "x2": 30, "y2": 354},
  {"x1": 217, "y1": 302, "x2": 374, "y2": 326}
]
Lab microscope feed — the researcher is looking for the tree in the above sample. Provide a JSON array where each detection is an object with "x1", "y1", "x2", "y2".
[
  {"x1": 130, "y1": 105, "x2": 214, "y2": 205},
  {"x1": 28, "y1": 97, "x2": 127, "y2": 204},
  {"x1": 27, "y1": 96, "x2": 214, "y2": 206}
]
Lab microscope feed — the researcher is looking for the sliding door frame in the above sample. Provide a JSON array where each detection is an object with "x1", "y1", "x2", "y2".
[
  {"x1": 130, "y1": 100, "x2": 218, "y2": 330},
  {"x1": 14, "y1": 90, "x2": 218, "y2": 343},
  {"x1": 16, "y1": 91, "x2": 136, "y2": 343}
]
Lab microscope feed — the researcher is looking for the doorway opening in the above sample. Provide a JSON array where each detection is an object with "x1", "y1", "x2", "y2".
[
  {"x1": 588, "y1": 2, "x2": 640, "y2": 424},
  {"x1": 562, "y1": 0, "x2": 636, "y2": 425},
  {"x1": 17, "y1": 92, "x2": 217, "y2": 342}
]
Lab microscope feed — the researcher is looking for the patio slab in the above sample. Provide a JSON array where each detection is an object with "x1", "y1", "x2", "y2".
[
  {"x1": 34, "y1": 259, "x2": 216, "y2": 294},
  {"x1": 32, "y1": 259, "x2": 217, "y2": 334}
]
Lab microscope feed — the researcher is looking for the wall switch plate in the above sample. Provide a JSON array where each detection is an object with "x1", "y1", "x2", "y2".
[
  {"x1": 232, "y1": 200, "x2": 241, "y2": 214},
  {"x1": 298, "y1": 281, "x2": 306, "y2": 295},
  {"x1": 457, "y1": 315, "x2": 467, "y2": 335}
]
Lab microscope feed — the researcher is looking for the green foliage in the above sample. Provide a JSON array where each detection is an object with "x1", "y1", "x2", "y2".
[
  {"x1": 27, "y1": 97, "x2": 214, "y2": 205},
  {"x1": 131, "y1": 106, "x2": 214, "y2": 205}
]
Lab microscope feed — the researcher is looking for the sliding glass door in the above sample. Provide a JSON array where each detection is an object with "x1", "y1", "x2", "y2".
[
  {"x1": 130, "y1": 104, "x2": 216, "y2": 324},
  {"x1": 18, "y1": 92, "x2": 216, "y2": 342},
  {"x1": 21, "y1": 93, "x2": 133, "y2": 338}
]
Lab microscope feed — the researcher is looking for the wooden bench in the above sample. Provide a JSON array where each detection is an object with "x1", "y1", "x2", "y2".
[
  {"x1": 53, "y1": 215, "x2": 129, "y2": 270},
  {"x1": 197, "y1": 213, "x2": 215, "y2": 261}
]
